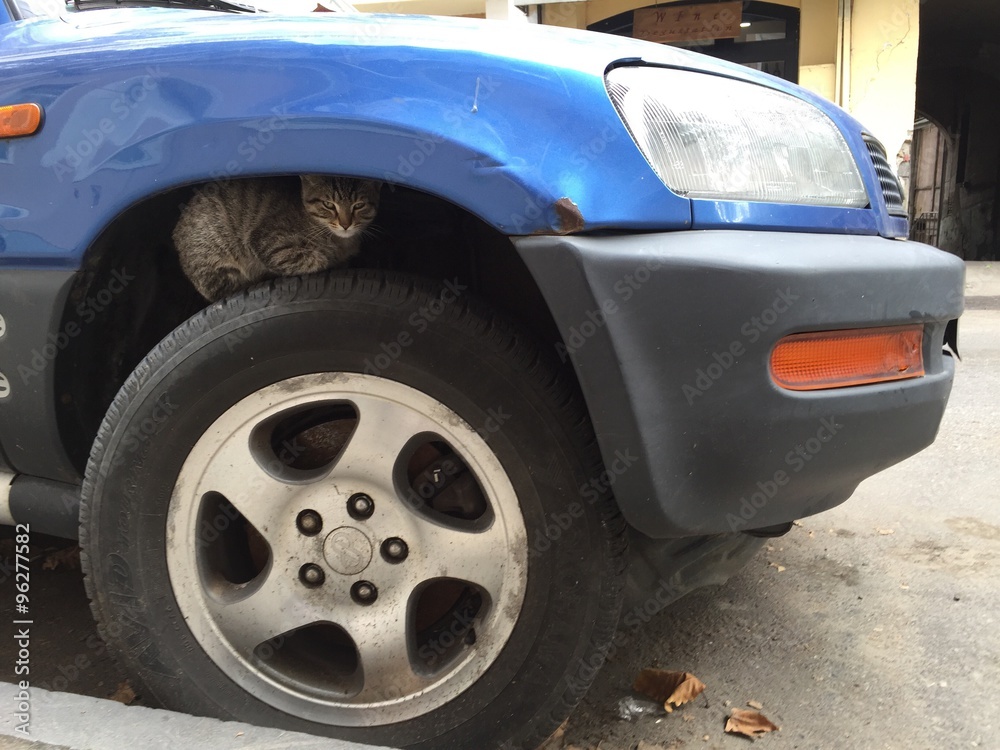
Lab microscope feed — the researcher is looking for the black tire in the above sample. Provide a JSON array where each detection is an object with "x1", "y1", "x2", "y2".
[{"x1": 80, "y1": 271, "x2": 626, "y2": 749}]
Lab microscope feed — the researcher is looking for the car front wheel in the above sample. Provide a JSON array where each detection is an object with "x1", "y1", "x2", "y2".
[{"x1": 80, "y1": 272, "x2": 625, "y2": 749}]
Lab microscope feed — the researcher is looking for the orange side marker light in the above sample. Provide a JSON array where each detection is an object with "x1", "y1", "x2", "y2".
[
  {"x1": 0, "y1": 103, "x2": 42, "y2": 138},
  {"x1": 771, "y1": 325, "x2": 925, "y2": 391}
]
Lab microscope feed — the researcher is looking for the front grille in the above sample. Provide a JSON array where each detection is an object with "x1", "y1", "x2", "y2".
[{"x1": 863, "y1": 136, "x2": 907, "y2": 217}]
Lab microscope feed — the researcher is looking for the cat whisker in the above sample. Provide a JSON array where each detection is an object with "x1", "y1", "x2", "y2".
[{"x1": 306, "y1": 227, "x2": 333, "y2": 241}]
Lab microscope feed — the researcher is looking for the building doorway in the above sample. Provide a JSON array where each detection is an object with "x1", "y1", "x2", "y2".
[
  {"x1": 588, "y1": 1, "x2": 800, "y2": 84},
  {"x1": 915, "y1": 0, "x2": 999, "y2": 260},
  {"x1": 908, "y1": 118, "x2": 950, "y2": 248}
]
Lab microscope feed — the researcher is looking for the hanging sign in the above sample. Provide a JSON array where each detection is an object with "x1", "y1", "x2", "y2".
[{"x1": 633, "y1": 2, "x2": 744, "y2": 44}]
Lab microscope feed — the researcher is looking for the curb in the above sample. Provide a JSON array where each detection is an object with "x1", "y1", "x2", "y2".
[{"x1": 0, "y1": 682, "x2": 395, "y2": 750}]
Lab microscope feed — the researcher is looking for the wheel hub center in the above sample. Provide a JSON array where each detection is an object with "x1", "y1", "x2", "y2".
[{"x1": 323, "y1": 526, "x2": 373, "y2": 575}]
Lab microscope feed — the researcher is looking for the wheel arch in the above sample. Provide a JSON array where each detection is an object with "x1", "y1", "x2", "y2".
[
  {"x1": 22, "y1": 117, "x2": 599, "y2": 271},
  {"x1": 51, "y1": 176, "x2": 574, "y2": 477}
]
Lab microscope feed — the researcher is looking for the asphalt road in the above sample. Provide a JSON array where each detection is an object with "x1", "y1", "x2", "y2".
[{"x1": 1, "y1": 264, "x2": 997, "y2": 750}]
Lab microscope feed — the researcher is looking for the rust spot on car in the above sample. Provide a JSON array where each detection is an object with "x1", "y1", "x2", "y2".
[{"x1": 553, "y1": 197, "x2": 585, "y2": 234}]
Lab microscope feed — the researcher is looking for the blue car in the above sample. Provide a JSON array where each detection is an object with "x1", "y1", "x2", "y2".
[{"x1": 0, "y1": 2, "x2": 963, "y2": 748}]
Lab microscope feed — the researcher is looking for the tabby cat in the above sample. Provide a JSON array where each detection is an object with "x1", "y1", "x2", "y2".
[{"x1": 173, "y1": 174, "x2": 382, "y2": 301}]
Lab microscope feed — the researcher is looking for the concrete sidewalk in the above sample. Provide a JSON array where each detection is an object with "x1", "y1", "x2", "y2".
[
  {"x1": 965, "y1": 259, "x2": 998, "y2": 296},
  {"x1": 0, "y1": 682, "x2": 393, "y2": 750}
]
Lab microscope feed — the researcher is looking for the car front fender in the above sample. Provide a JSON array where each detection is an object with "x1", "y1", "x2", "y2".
[{"x1": 0, "y1": 12, "x2": 690, "y2": 268}]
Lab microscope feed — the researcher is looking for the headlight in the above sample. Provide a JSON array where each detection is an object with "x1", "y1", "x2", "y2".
[{"x1": 606, "y1": 67, "x2": 869, "y2": 209}]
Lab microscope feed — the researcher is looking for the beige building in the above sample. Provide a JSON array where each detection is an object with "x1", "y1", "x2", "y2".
[{"x1": 353, "y1": 0, "x2": 996, "y2": 260}]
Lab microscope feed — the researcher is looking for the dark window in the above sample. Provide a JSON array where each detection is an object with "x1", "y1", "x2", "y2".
[{"x1": 588, "y1": 1, "x2": 801, "y2": 84}]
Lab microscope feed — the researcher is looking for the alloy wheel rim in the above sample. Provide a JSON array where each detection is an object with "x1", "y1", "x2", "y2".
[{"x1": 166, "y1": 372, "x2": 528, "y2": 726}]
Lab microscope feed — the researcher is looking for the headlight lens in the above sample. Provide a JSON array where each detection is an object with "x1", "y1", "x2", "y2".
[{"x1": 606, "y1": 66, "x2": 869, "y2": 209}]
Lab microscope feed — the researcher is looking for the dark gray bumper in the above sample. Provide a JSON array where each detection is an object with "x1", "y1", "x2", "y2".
[{"x1": 516, "y1": 231, "x2": 965, "y2": 538}]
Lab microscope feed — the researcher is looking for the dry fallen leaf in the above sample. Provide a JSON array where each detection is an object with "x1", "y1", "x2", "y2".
[
  {"x1": 109, "y1": 681, "x2": 136, "y2": 705},
  {"x1": 538, "y1": 720, "x2": 568, "y2": 750},
  {"x1": 747, "y1": 699, "x2": 763, "y2": 709},
  {"x1": 878, "y1": 528, "x2": 895, "y2": 536},
  {"x1": 633, "y1": 669, "x2": 706, "y2": 713},
  {"x1": 725, "y1": 708, "x2": 779, "y2": 738},
  {"x1": 768, "y1": 562, "x2": 786, "y2": 572},
  {"x1": 42, "y1": 545, "x2": 80, "y2": 571}
]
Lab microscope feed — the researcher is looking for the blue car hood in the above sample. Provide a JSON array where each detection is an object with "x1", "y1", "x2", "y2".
[
  {"x1": 6, "y1": 9, "x2": 709, "y2": 71},
  {"x1": 3, "y1": 8, "x2": 840, "y2": 109}
]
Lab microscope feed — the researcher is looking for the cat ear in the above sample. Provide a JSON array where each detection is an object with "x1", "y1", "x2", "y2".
[{"x1": 300, "y1": 174, "x2": 329, "y2": 191}]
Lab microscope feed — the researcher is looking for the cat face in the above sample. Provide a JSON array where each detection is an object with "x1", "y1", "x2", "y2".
[{"x1": 301, "y1": 175, "x2": 382, "y2": 238}]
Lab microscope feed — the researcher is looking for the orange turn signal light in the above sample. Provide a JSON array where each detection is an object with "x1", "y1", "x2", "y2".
[
  {"x1": 771, "y1": 325, "x2": 925, "y2": 391},
  {"x1": 0, "y1": 103, "x2": 42, "y2": 138}
]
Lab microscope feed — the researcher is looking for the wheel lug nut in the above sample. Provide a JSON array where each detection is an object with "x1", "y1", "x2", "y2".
[
  {"x1": 381, "y1": 537, "x2": 408, "y2": 563},
  {"x1": 351, "y1": 580, "x2": 378, "y2": 605},
  {"x1": 296, "y1": 509, "x2": 323, "y2": 536},
  {"x1": 348, "y1": 493, "x2": 374, "y2": 519},
  {"x1": 299, "y1": 563, "x2": 325, "y2": 587}
]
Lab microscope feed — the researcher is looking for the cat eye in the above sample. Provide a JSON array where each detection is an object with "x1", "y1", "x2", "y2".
[
  {"x1": 352, "y1": 201, "x2": 366, "y2": 210},
  {"x1": 322, "y1": 200, "x2": 336, "y2": 210}
]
